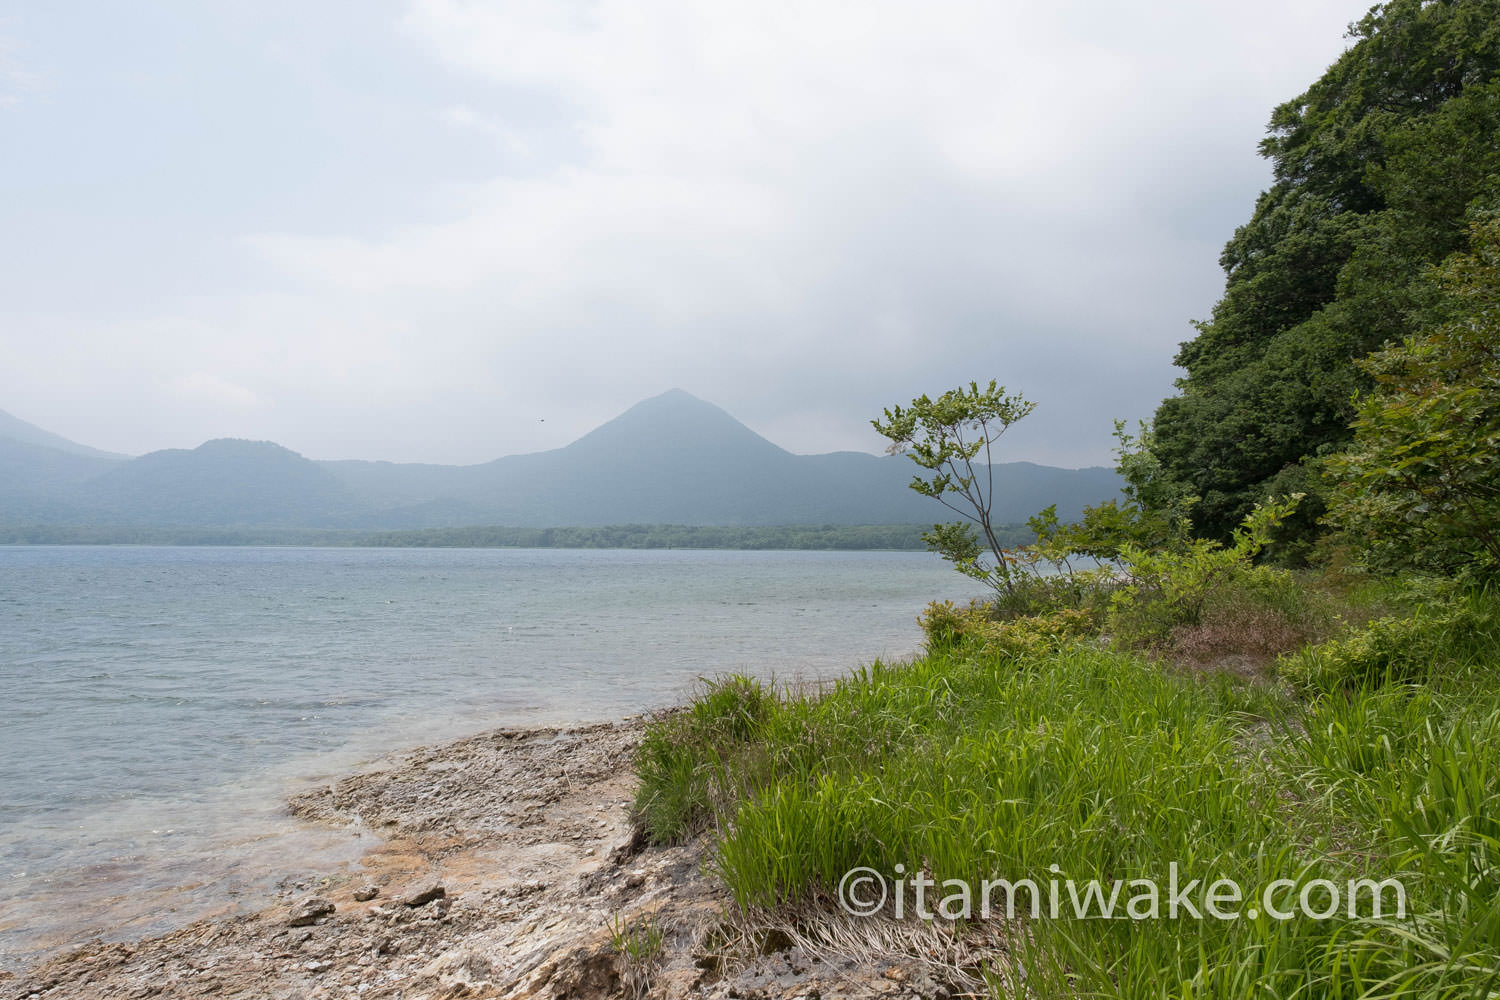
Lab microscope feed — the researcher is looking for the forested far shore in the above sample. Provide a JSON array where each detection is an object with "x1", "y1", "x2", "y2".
[{"x1": 0, "y1": 522, "x2": 1034, "y2": 550}]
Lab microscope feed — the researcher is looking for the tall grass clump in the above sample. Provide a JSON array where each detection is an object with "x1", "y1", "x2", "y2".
[{"x1": 631, "y1": 674, "x2": 778, "y2": 844}]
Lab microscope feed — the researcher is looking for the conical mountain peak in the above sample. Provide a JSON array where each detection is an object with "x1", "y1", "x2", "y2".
[{"x1": 563, "y1": 389, "x2": 790, "y2": 460}]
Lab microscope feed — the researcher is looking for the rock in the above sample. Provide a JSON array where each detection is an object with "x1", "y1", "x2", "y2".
[
  {"x1": 421, "y1": 949, "x2": 494, "y2": 989},
  {"x1": 402, "y1": 884, "x2": 447, "y2": 908},
  {"x1": 656, "y1": 967, "x2": 704, "y2": 999},
  {"x1": 286, "y1": 898, "x2": 335, "y2": 928},
  {"x1": 352, "y1": 884, "x2": 380, "y2": 902}
]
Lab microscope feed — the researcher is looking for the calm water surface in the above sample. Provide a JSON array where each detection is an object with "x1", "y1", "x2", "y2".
[{"x1": 0, "y1": 545, "x2": 979, "y2": 967}]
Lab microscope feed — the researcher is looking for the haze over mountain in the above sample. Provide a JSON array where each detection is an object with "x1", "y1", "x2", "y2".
[
  {"x1": 0, "y1": 391, "x2": 1121, "y2": 531},
  {"x1": 0, "y1": 409, "x2": 129, "y2": 515}
]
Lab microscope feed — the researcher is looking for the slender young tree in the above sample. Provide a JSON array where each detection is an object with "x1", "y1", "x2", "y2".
[{"x1": 872, "y1": 381, "x2": 1036, "y2": 597}]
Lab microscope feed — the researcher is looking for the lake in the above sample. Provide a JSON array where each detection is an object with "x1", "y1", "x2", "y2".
[{"x1": 0, "y1": 545, "x2": 981, "y2": 968}]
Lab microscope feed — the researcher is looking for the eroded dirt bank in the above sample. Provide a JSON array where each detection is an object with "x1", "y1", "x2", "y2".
[{"x1": 4, "y1": 722, "x2": 971, "y2": 1000}]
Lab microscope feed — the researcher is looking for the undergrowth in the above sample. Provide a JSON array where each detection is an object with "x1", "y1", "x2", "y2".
[{"x1": 633, "y1": 580, "x2": 1500, "y2": 997}]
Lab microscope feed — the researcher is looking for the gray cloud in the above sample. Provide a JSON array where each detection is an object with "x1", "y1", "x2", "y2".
[{"x1": 0, "y1": 1, "x2": 1359, "y2": 466}]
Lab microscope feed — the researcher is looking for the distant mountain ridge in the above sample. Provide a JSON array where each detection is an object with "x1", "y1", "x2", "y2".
[
  {"x1": 0, "y1": 391, "x2": 1122, "y2": 531},
  {"x1": 0, "y1": 408, "x2": 129, "y2": 461}
]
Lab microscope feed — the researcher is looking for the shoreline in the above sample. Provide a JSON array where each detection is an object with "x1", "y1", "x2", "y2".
[
  {"x1": 0, "y1": 702, "x2": 632, "y2": 975},
  {"x1": 4, "y1": 715, "x2": 948, "y2": 1000},
  {"x1": 5, "y1": 719, "x2": 669, "y2": 999}
]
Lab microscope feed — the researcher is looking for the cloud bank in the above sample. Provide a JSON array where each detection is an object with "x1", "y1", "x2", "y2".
[{"x1": 0, "y1": 1, "x2": 1358, "y2": 465}]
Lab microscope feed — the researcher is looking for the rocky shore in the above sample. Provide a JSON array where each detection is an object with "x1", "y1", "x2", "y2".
[{"x1": 3, "y1": 721, "x2": 972, "y2": 1000}]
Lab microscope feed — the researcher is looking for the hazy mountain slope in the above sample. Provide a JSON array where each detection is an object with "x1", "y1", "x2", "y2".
[
  {"x1": 0, "y1": 409, "x2": 128, "y2": 511},
  {"x1": 0, "y1": 408, "x2": 129, "y2": 460},
  {"x1": 318, "y1": 459, "x2": 477, "y2": 507},
  {"x1": 74, "y1": 439, "x2": 364, "y2": 526},
  {"x1": 0, "y1": 437, "x2": 123, "y2": 494}
]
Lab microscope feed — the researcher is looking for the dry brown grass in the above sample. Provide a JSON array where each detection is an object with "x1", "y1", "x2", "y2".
[{"x1": 1168, "y1": 603, "x2": 1317, "y2": 668}]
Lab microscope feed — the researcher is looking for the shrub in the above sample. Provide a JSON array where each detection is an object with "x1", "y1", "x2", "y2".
[
  {"x1": 1167, "y1": 590, "x2": 1323, "y2": 666},
  {"x1": 918, "y1": 599, "x2": 1099, "y2": 657},
  {"x1": 916, "y1": 598, "x2": 988, "y2": 651},
  {"x1": 1106, "y1": 496, "x2": 1309, "y2": 653}
]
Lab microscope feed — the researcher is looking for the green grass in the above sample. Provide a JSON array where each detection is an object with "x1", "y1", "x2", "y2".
[{"x1": 634, "y1": 582, "x2": 1500, "y2": 997}]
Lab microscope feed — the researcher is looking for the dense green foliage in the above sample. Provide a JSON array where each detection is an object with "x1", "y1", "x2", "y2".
[
  {"x1": 1325, "y1": 217, "x2": 1500, "y2": 578},
  {"x1": 1152, "y1": 0, "x2": 1500, "y2": 545}
]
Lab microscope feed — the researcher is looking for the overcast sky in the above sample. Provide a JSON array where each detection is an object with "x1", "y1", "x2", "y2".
[{"x1": 1, "y1": 1, "x2": 1361, "y2": 467}]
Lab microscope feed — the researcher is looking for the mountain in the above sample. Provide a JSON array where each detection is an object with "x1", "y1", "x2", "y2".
[
  {"x1": 0, "y1": 390, "x2": 1122, "y2": 531},
  {"x1": 0, "y1": 409, "x2": 128, "y2": 520},
  {"x1": 0, "y1": 437, "x2": 122, "y2": 495},
  {"x1": 437, "y1": 389, "x2": 816, "y2": 525},
  {"x1": 320, "y1": 390, "x2": 1121, "y2": 528},
  {"x1": 75, "y1": 439, "x2": 362, "y2": 526},
  {"x1": 0, "y1": 408, "x2": 129, "y2": 461}
]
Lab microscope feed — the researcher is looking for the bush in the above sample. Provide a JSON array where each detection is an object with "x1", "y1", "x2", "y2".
[
  {"x1": 918, "y1": 599, "x2": 1100, "y2": 657},
  {"x1": 1105, "y1": 497, "x2": 1315, "y2": 659},
  {"x1": 1166, "y1": 581, "x2": 1326, "y2": 665}
]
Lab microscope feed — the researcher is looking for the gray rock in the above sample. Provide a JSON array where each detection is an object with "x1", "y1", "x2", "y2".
[
  {"x1": 353, "y1": 884, "x2": 380, "y2": 902},
  {"x1": 287, "y1": 897, "x2": 335, "y2": 928},
  {"x1": 402, "y1": 884, "x2": 447, "y2": 907}
]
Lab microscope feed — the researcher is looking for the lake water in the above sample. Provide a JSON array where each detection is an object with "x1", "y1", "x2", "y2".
[{"x1": 0, "y1": 545, "x2": 981, "y2": 968}]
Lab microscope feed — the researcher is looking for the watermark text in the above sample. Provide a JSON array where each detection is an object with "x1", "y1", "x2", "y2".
[{"x1": 836, "y1": 863, "x2": 1406, "y2": 922}]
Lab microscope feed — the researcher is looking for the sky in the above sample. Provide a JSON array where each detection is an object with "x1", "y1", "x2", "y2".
[{"x1": 0, "y1": 1, "x2": 1362, "y2": 467}]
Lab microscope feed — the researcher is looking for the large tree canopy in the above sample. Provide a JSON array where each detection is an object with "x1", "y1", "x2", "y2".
[{"x1": 1151, "y1": 0, "x2": 1500, "y2": 545}]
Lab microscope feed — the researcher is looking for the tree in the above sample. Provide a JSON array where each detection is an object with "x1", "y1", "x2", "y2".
[
  {"x1": 1326, "y1": 216, "x2": 1500, "y2": 578},
  {"x1": 1149, "y1": 0, "x2": 1500, "y2": 546},
  {"x1": 871, "y1": 381, "x2": 1036, "y2": 599}
]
